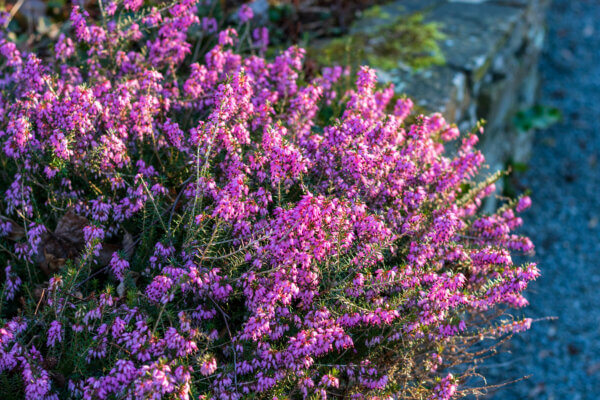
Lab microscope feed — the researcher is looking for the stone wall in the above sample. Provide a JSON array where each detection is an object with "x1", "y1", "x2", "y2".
[{"x1": 338, "y1": 0, "x2": 548, "y2": 205}]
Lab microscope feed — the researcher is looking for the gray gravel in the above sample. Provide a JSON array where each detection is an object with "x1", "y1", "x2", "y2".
[{"x1": 486, "y1": 1, "x2": 600, "y2": 399}]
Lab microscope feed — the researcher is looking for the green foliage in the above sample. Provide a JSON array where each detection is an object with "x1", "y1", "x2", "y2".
[
  {"x1": 267, "y1": 3, "x2": 295, "y2": 23},
  {"x1": 0, "y1": 372, "x2": 23, "y2": 400},
  {"x1": 502, "y1": 158, "x2": 531, "y2": 198},
  {"x1": 513, "y1": 104, "x2": 562, "y2": 133}
]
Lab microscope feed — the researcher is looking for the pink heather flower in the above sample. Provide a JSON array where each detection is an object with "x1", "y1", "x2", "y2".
[
  {"x1": 356, "y1": 66, "x2": 377, "y2": 94},
  {"x1": 43, "y1": 166, "x2": 58, "y2": 179},
  {"x1": 146, "y1": 275, "x2": 174, "y2": 304},
  {"x1": 0, "y1": 11, "x2": 9, "y2": 27},
  {"x1": 430, "y1": 353, "x2": 443, "y2": 372},
  {"x1": 516, "y1": 195, "x2": 532, "y2": 212},
  {"x1": 425, "y1": 113, "x2": 447, "y2": 132},
  {"x1": 83, "y1": 225, "x2": 105, "y2": 243},
  {"x1": 238, "y1": 4, "x2": 254, "y2": 23},
  {"x1": 252, "y1": 27, "x2": 269, "y2": 52},
  {"x1": 124, "y1": 0, "x2": 143, "y2": 11},
  {"x1": 27, "y1": 223, "x2": 46, "y2": 257},
  {"x1": 429, "y1": 374, "x2": 458, "y2": 400},
  {"x1": 105, "y1": 1, "x2": 118, "y2": 16},
  {"x1": 109, "y1": 252, "x2": 130, "y2": 281},
  {"x1": 0, "y1": 220, "x2": 12, "y2": 237},
  {"x1": 199, "y1": 357, "x2": 217, "y2": 376},
  {"x1": 4, "y1": 264, "x2": 21, "y2": 300},
  {"x1": 70, "y1": 6, "x2": 91, "y2": 43},
  {"x1": 21, "y1": 353, "x2": 54, "y2": 399},
  {"x1": 218, "y1": 28, "x2": 238, "y2": 46},
  {"x1": 441, "y1": 125, "x2": 460, "y2": 141},
  {"x1": 47, "y1": 320, "x2": 63, "y2": 347},
  {"x1": 201, "y1": 17, "x2": 217, "y2": 33},
  {"x1": 0, "y1": 3, "x2": 539, "y2": 398},
  {"x1": 55, "y1": 34, "x2": 75, "y2": 61},
  {"x1": 394, "y1": 97, "x2": 414, "y2": 121},
  {"x1": 494, "y1": 318, "x2": 533, "y2": 335},
  {"x1": 320, "y1": 374, "x2": 340, "y2": 388}
]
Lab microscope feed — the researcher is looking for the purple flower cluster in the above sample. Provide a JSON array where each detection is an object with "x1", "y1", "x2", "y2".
[{"x1": 0, "y1": 1, "x2": 538, "y2": 399}]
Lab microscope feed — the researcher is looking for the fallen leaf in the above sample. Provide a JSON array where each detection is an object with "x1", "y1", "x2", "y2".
[
  {"x1": 7, "y1": 210, "x2": 135, "y2": 276},
  {"x1": 51, "y1": 372, "x2": 66, "y2": 387},
  {"x1": 98, "y1": 243, "x2": 121, "y2": 267},
  {"x1": 40, "y1": 248, "x2": 67, "y2": 276},
  {"x1": 54, "y1": 211, "x2": 88, "y2": 245}
]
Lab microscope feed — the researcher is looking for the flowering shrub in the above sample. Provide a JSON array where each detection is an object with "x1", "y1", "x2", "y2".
[{"x1": 0, "y1": 1, "x2": 538, "y2": 399}]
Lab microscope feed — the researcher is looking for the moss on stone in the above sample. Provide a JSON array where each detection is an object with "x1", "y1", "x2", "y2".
[{"x1": 309, "y1": 11, "x2": 445, "y2": 71}]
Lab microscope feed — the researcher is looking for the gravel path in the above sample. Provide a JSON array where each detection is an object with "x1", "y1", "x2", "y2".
[{"x1": 487, "y1": 1, "x2": 600, "y2": 399}]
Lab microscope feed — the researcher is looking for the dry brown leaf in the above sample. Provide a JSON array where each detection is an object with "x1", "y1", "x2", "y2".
[
  {"x1": 36, "y1": 210, "x2": 90, "y2": 274},
  {"x1": 98, "y1": 243, "x2": 120, "y2": 267},
  {"x1": 6, "y1": 210, "x2": 135, "y2": 276},
  {"x1": 98, "y1": 232, "x2": 135, "y2": 269},
  {"x1": 54, "y1": 210, "x2": 88, "y2": 245},
  {"x1": 39, "y1": 248, "x2": 67, "y2": 276}
]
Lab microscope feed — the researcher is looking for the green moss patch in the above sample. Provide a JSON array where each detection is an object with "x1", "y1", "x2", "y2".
[{"x1": 309, "y1": 10, "x2": 445, "y2": 71}]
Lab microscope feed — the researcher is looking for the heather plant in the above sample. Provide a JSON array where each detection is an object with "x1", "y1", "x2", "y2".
[{"x1": 0, "y1": 1, "x2": 538, "y2": 399}]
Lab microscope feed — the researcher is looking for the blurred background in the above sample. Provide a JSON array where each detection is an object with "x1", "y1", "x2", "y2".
[{"x1": 482, "y1": 1, "x2": 600, "y2": 399}]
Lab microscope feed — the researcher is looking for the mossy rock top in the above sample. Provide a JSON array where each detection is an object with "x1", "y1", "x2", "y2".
[
  {"x1": 309, "y1": 3, "x2": 446, "y2": 71},
  {"x1": 311, "y1": 0, "x2": 541, "y2": 119}
]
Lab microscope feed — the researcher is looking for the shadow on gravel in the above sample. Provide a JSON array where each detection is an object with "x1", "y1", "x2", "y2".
[{"x1": 482, "y1": 1, "x2": 600, "y2": 399}]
